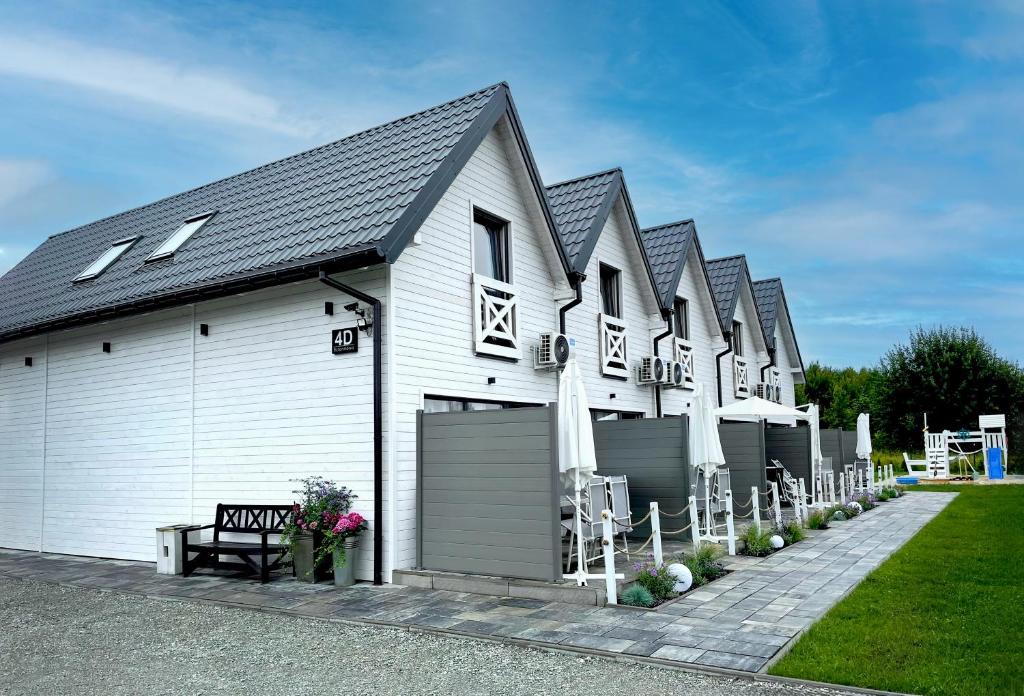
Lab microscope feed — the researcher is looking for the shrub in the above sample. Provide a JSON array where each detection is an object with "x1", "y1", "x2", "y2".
[
  {"x1": 741, "y1": 525, "x2": 775, "y2": 557},
  {"x1": 631, "y1": 559, "x2": 677, "y2": 600},
  {"x1": 620, "y1": 584, "x2": 655, "y2": 608},
  {"x1": 856, "y1": 495, "x2": 876, "y2": 511},
  {"x1": 843, "y1": 503, "x2": 861, "y2": 518},
  {"x1": 778, "y1": 520, "x2": 805, "y2": 545},
  {"x1": 685, "y1": 545, "x2": 726, "y2": 586},
  {"x1": 877, "y1": 489, "x2": 892, "y2": 502},
  {"x1": 806, "y1": 510, "x2": 830, "y2": 530},
  {"x1": 831, "y1": 510, "x2": 848, "y2": 522}
]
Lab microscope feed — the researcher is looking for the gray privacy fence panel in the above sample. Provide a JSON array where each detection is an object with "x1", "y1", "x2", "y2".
[
  {"x1": 417, "y1": 406, "x2": 561, "y2": 582},
  {"x1": 594, "y1": 416, "x2": 689, "y2": 539},
  {"x1": 841, "y1": 430, "x2": 859, "y2": 468},
  {"x1": 766, "y1": 426, "x2": 812, "y2": 483},
  {"x1": 718, "y1": 421, "x2": 766, "y2": 517},
  {"x1": 820, "y1": 429, "x2": 844, "y2": 485}
]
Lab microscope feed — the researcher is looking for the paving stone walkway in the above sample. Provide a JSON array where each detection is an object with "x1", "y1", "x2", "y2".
[{"x1": 0, "y1": 492, "x2": 954, "y2": 674}]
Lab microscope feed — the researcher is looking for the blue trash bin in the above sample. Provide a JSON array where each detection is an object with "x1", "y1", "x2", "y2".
[{"x1": 987, "y1": 448, "x2": 1004, "y2": 480}]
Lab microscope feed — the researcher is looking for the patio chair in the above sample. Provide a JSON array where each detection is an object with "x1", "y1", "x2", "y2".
[
  {"x1": 903, "y1": 452, "x2": 930, "y2": 478},
  {"x1": 560, "y1": 476, "x2": 608, "y2": 572},
  {"x1": 605, "y1": 475, "x2": 633, "y2": 553}
]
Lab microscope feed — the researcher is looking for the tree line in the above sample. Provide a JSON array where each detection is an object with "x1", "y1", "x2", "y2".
[{"x1": 796, "y1": 327, "x2": 1024, "y2": 454}]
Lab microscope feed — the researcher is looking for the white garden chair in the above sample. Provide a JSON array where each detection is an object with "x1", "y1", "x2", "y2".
[
  {"x1": 903, "y1": 452, "x2": 930, "y2": 478},
  {"x1": 561, "y1": 476, "x2": 608, "y2": 572},
  {"x1": 605, "y1": 475, "x2": 633, "y2": 553}
]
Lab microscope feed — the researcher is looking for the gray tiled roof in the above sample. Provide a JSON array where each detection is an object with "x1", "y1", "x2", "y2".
[
  {"x1": 1, "y1": 82, "x2": 558, "y2": 342},
  {"x1": 640, "y1": 219, "x2": 695, "y2": 309},
  {"x1": 752, "y1": 278, "x2": 782, "y2": 349},
  {"x1": 544, "y1": 169, "x2": 620, "y2": 272},
  {"x1": 706, "y1": 255, "x2": 746, "y2": 327}
]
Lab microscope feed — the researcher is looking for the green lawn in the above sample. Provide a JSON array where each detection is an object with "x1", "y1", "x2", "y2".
[{"x1": 770, "y1": 486, "x2": 1024, "y2": 695}]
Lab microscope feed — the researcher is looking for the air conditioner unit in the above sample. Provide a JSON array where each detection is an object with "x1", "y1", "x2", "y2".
[
  {"x1": 533, "y1": 331, "x2": 572, "y2": 370},
  {"x1": 666, "y1": 360, "x2": 686, "y2": 388},
  {"x1": 637, "y1": 355, "x2": 668, "y2": 385}
]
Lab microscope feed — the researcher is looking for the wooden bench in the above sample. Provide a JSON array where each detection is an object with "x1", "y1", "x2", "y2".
[{"x1": 181, "y1": 504, "x2": 292, "y2": 583}]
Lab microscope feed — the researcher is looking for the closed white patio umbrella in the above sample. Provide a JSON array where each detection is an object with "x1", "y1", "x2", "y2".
[
  {"x1": 557, "y1": 358, "x2": 598, "y2": 583},
  {"x1": 856, "y1": 413, "x2": 873, "y2": 460},
  {"x1": 690, "y1": 384, "x2": 726, "y2": 535},
  {"x1": 804, "y1": 403, "x2": 825, "y2": 504}
]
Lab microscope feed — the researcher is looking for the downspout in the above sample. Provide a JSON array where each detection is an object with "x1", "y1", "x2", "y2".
[
  {"x1": 652, "y1": 315, "x2": 674, "y2": 418},
  {"x1": 558, "y1": 273, "x2": 585, "y2": 334},
  {"x1": 319, "y1": 270, "x2": 384, "y2": 586},
  {"x1": 715, "y1": 331, "x2": 733, "y2": 408},
  {"x1": 760, "y1": 347, "x2": 777, "y2": 381}
]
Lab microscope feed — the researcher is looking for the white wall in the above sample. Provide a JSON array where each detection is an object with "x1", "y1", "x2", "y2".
[
  {"x1": 0, "y1": 337, "x2": 47, "y2": 551},
  {"x1": 389, "y1": 117, "x2": 566, "y2": 571},
  {"x1": 660, "y1": 245, "x2": 725, "y2": 415},
  {"x1": 42, "y1": 309, "x2": 194, "y2": 559},
  {"x1": 0, "y1": 273, "x2": 386, "y2": 578},
  {"x1": 570, "y1": 198, "x2": 661, "y2": 417}
]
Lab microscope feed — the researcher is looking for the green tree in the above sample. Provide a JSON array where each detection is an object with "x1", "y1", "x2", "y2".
[{"x1": 873, "y1": 327, "x2": 1024, "y2": 454}]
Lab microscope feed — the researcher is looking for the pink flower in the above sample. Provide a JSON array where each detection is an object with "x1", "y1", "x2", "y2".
[
  {"x1": 349, "y1": 512, "x2": 365, "y2": 525},
  {"x1": 297, "y1": 520, "x2": 306, "y2": 529},
  {"x1": 310, "y1": 521, "x2": 318, "y2": 530}
]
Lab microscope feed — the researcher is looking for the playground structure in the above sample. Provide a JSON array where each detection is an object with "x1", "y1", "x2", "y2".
[{"x1": 922, "y1": 414, "x2": 1008, "y2": 479}]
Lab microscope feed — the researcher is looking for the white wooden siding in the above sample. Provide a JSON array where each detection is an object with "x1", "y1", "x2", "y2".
[
  {"x1": 192, "y1": 273, "x2": 384, "y2": 581},
  {"x1": 660, "y1": 245, "x2": 724, "y2": 415},
  {"x1": 42, "y1": 310, "x2": 193, "y2": 559},
  {"x1": 720, "y1": 283, "x2": 768, "y2": 406},
  {"x1": 571, "y1": 199, "x2": 660, "y2": 416},
  {"x1": 0, "y1": 337, "x2": 47, "y2": 551},
  {"x1": 390, "y1": 118, "x2": 565, "y2": 571}
]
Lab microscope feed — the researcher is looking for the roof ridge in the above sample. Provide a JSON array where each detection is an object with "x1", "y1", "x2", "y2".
[
  {"x1": 707, "y1": 254, "x2": 746, "y2": 263},
  {"x1": 46, "y1": 82, "x2": 506, "y2": 241},
  {"x1": 753, "y1": 277, "x2": 781, "y2": 285},
  {"x1": 544, "y1": 167, "x2": 622, "y2": 190},
  {"x1": 641, "y1": 218, "x2": 695, "y2": 234}
]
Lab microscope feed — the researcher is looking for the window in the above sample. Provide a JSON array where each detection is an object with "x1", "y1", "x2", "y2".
[
  {"x1": 732, "y1": 320, "x2": 744, "y2": 356},
  {"x1": 423, "y1": 396, "x2": 537, "y2": 413},
  {"x1": 590, "y1": 409, "x2": 644, "y2": 421},
  {"x1": 673, "y1": 297, "x2": 689, "y2": 340},
  {"x1": 146, "y1": 212, "x2": 214, "y2": 262},
  {"x1": 74, "y1": 237, "x2": 137, "y2": 282},
  {"x1": 473, "y1": 210, "x2": 509, "y2": 282},
  {"x1": 600, "y1": 264, "x2": 622, "y2": 318}
]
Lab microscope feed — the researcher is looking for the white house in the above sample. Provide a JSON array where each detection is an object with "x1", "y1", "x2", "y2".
[
  {"x1": 752, "y1": 277, "x2": 805, "y2": 409},
  {"x1": 0, "y1": 81, "x2": 809, "y2": 584},
  {"x1": 705, "y1": 255, "x2": 773, "y2": 407},
  {"x1": 639, "y1": 220, "x2": 729, "y2": 415},
  {"x1": 545, "y1": 169, "x2": 667, "y2": 420}
]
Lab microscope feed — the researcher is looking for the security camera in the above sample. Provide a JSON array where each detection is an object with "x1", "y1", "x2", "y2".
[{"x1": 344, "y1": 302, "x2": 359, "y2": 312}]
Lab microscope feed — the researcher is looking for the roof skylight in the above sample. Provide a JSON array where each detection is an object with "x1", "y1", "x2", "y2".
[
  {"x1": 146, "y1": 212, "x2": 214, "y2": 262},
  {"x1": 74, "y1": 238, "x2": 138, "y2": 282}
]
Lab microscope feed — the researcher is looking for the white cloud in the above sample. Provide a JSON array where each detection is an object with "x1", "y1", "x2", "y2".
[{"x1": 0, "y1": 33, "x2": 316, "y2": 137}]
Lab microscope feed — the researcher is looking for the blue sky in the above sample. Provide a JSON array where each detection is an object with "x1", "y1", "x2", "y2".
[{"x1": 1, "y1": 1, "x2": 1021, "y2": 367}]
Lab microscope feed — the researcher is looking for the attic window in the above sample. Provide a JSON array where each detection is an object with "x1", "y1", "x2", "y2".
[
  {"x1": 146, "y1": 212, "x2": 214, "y2": 261},
  {"x1": 74, "y1": 237, "x2": 137, "y2": 282}
]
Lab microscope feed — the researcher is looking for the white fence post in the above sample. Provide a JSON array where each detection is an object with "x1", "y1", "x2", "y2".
[
  {"x1": 869, "y1": 466, "x2": 876, "y2": 493},
  {"x1": 751, "y1": 486, "x2": 761, "y2": 532},
  {"x1": 687, "y1": 495, "x2": 701, "y2": 550},
  {"x1": 839, "y1": 473, "x2": 847, "y2": 505},
  {"x1": 798, "y1": 478, "x2": 809, "y2": 522},
  {"x1": 601, "y1": 510, "x2": 617, "y2": 605},
  {"x1": 771, "y1": 481, "x2": 782, "y2": 528},
  {"x1": 828, "y1": 475, "x2": 836, "y2": 504},
  {"x1": 889, "y1": 464, "x2": 895, "y2": 487},
  {"x1": 650, "y1": 501, "x2": 663, "y2": 566},
  {"x1": 724, "y1": 490, "x2": 736, "y2": 556}
]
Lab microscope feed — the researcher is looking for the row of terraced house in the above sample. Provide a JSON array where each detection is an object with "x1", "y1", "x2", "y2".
[{"x1": 0, "y1": 83, "x2": 803, "y2": 583}]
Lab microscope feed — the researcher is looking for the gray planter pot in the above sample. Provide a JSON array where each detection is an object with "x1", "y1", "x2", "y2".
[
  {"x1": 292, "y1": 531, "x2": 331, "y2": 583},
  {"x1": 332, "y1": 538, "x2": 359, "y2": 587}
]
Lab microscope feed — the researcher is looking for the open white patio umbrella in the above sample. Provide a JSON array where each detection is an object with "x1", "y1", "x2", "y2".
[
  {"x1": 714, "y1": 396, "x2": 808, "y2": 421},
  {"x1": 557, "y1": 358, "x2": 597, "y2": 583},
  {"x1": 856, "y1": 413, "x2": 873, "y2": 460},
  {"x1": 690, "y1": 384, "x2": 726, "y2": 535}
]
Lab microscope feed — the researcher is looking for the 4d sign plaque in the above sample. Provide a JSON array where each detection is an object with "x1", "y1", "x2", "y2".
[{"x1": 332, "y1": 327, "x2": 359, "y2": 354}]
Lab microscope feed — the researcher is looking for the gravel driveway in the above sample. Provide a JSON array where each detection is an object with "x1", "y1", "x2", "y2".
[{"x1": 0, "y1": 577, "x2": 859, "y2": 696}]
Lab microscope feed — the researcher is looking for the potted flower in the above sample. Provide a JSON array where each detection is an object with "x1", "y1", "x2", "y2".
[
  {"x1": 317, "y1": 510, "x2": 369, "y2": 586},
  {"x1": 281, "y1": 476, "x2": 356, "y2": 582}
]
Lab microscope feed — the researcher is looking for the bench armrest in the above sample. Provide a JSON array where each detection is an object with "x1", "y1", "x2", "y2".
[
  {"x1": 257, "y1": 529, "x2": 284, "y2": 538},
  {"x1": 179, "y1": 524, "x2": 214, "y2": 536}
]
